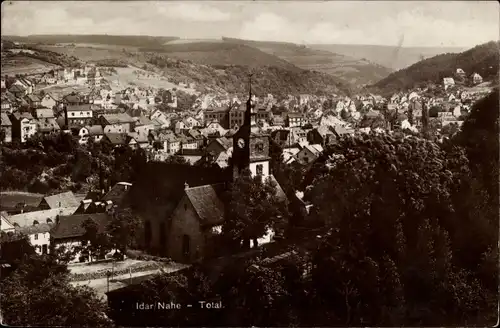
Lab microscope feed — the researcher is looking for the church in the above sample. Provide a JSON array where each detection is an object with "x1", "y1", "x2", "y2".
[{"x1": 124, "y1": 81, "x2": 287, "y2": 263}]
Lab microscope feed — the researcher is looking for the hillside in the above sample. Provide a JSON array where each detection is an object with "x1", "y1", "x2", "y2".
[
  {"x1": 140, "y1": 53, "x2": 353, "y2": 97},
  {"x1": 140, "y1": 42, "x2": 301, "y2": 72},
  {"x1": 309, "y1": 44, "x2": 468, "y2": 70},
  {"x1": 370, "y1": 41, "x2": 500, "y2": 93},
  {"x1": 2, "y1": 35, "x2": 179, "y2": 48},
  {"x1": 1, "y1": 45, "x2": 82, "y2": 76},
  {"x1": 222, "y1": 37, "x2": 392, "y2": 86}
]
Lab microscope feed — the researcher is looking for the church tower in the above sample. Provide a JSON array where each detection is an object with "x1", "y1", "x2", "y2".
[{"x1": 232, "y1": 75, "x2": 271, "y2": 180}]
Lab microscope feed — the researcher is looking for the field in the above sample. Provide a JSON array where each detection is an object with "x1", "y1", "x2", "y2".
[
  {"x1": 0, "y1": 191, "x2": 44, "y2": 210},
  {"x1": 105, "y1": 66, "x2": 199, "y2": 95},
  {"x1": 1, "y1": 55, "x2": 61, "y2": 76},
  {"x1": 37, "y1": 44, "x2": 129, "y2": 62}
]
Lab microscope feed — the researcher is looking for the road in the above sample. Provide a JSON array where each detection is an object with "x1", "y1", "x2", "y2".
[{"x1": 70, "y1": 264, "x2": 189, "y2": 300}]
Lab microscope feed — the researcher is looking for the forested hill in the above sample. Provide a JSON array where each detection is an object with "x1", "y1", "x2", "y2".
[{"x1": 371, "y1": 41, "x2": 500, "y2": 93}]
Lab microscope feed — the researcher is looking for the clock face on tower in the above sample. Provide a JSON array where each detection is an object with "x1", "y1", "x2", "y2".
[{"x1": 237, "y1": 138, "x2": 245, "y2": 148}]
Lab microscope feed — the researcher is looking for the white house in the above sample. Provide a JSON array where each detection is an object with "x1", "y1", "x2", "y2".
[
  {"x1": 40, "y1": 93, "x2": 57, "y2": 109},
  {"x1": 443, "y1": 77, "x2": 455, "y2": 90},
  {"x1": 15, "y1": 223, "x2": 52, "y2": 255}
]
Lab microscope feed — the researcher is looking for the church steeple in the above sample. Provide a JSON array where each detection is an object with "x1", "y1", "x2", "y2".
[{"x1": 244, "y1": 73, "x2": 253, "y2": 127}]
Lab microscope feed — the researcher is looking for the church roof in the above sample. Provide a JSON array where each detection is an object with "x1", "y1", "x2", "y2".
[{"x1": 185, "y1": 184, "x2": 226, "y2": 227}]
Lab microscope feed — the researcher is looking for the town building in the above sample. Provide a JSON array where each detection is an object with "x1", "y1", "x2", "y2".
[
  {"x1": 1, "y1": 113, "x2": 12, "y2": 143},
  {"x1": 10, "y1": 112, "x2": 37, "y2": 143},
  {"x1": 64, "y1": 104, "x2": 94, "y2": 128}
]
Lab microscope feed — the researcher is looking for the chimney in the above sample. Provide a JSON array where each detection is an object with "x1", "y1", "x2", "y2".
[
  {"x1": 184, "y1": 181, "x2": 189, "y2": 190},
  {"x1": 55, "y1": 215, "x2": 60, "y2": 225}
]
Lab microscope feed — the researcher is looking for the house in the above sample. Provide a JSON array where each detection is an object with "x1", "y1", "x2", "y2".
[
  {"x1": 38, "y1": 191, "x2": 79, "y2": 210},
  {"x1": 6, "y1": 207, "x2": 79, "y2": 228},
  {"x1": 40, "y1": 72, "x2": 57, "y2": 85},
  {"x1": 471, "y1": 73, "x2": 483, "y2": 85},
  {"x1": 456, "y1": 68, "x2": 466, "y2": 76},
  {"x1": 13, "y1": 78, "x2": 34, "y2": 95},
  {"x1": 205, "y1": 106, "x2": 230, "y2": 129},
  {"x1": 178, "y1": 134, "x2": 198, "y2": 150},
  {"x1": 295, "y1": 144, "x2": 323, "y2": 165},
  {"x1": 35, "y1": 108, "x2": 54, "y2": 120},
  {"x1": 8, "y1": 84, "x2": 27, "y2": 98},
  {"x1": 443, "y1": 77, "x2": 455, "y2": 90},
  {"x1": 15, "y1": 223, "x2": 52, "y2": 255},
  {"x1": 183, "y1": 116, "x2": 200, "y2": 129},
  {"x1": 307, "y1": 126, "x2": 336, "y2": 147},
  {"x1": 150, "y1": 110, "x2": 171, "y2": 127},
  {"x1": 177, "y1": 149, "x2": 204, "y2": 165},
  {"x1": 103, "y1": 133, "x2": 128, "y2": 147},
  {"x1": 282, "y1": 147, "x2": 301, "y2": 164},
  {"x1": 1, "y1": 95, "x2": 13, "y2": 114},
  {"x1": 205, "y1": 137, "x2": 232, "y2": 157},
  {"x1": 158, "y1": 132, "x2": 180, "y2": 154},
  {"x1": 271, "y1": 115, "x2": 285, "y2": 127},
  {"x1": 102, "y1": 182, "x2": 132, "y2": 207},
  {"x1": 1, "y1": 212, "x2": 15, "y2": 232},
  {"x1": 319, "y1": 114, "x2": 347, "y2": 128},
  {"x1": 50, "y1": 213, "x2": 111, "y2": 263},
  {"x1": 65, "y1": 104, "x2": 94, "y2": 127},
  {"x1": 99, "y1": 113, "x2": 136, "y2": 133},
  {"x1": 1, "y1": 113, "x2": 13, "y2": 143},
  {"x1": 127, "y1": 133, "x2": 150, "y2": 149},
  {"x1": 285, "y1": 112, "x2": 305, "y2": 128},
  {"x1": 185, "y1": 129, "x2": 204, "y2": 148},
  {"x1": 62, "y1": 94, "x2": 82, "y2": 107},
  {"x1": 79, "y1": 125, "x2": 104, "y2": 144},
  {"x1": 39, "y1": 93, "x2": 56, "y2": 109},
  {"x1": 36, "y1": 117, "x2": 60, "y2": 135},
  {"x1": 25, "y1": 94, "x2": 41, "y2": 108},
  {"x1": 10, "y1": 112, "x2": 37, "y2": 143}
]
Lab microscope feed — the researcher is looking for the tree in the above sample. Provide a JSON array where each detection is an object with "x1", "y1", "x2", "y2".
[
  {"x1": 0, "y1": 254, "x2": 112, "y2": 327},
  {"x1": 223, "y1": 169, "x2": 288, "y2": 249},
  {"x1": 306, "y1": 132, "x2": 496, "y2": 325},
  {"x1": 107, "y1": 208, "x2": 142, "y2": 254},
  {"x1": 80, "y1": 218, "x2": 111, "y2": 261},
  {"x1": 164, "y1": 154, "x2": 189, "y2": 165}
]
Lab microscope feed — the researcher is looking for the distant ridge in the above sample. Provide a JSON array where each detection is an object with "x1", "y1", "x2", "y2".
[
  {"x1": 308, "y1": 43, "x2": 468, "y2": 70},
  {"x1": 370, "y1": 41, "x2": 500, "y2": 93},
  {"x1": 2, "y1": 35, "x2": 180, "y2": 48}
]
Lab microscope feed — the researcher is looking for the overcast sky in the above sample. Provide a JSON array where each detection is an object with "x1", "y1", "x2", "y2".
[{"x1": 2, "y1": 1, "x2": 499, "y2": 47}]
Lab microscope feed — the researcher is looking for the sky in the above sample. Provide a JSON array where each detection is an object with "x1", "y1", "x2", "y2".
[{"x1": 2, "y1": 1, "x2": 499, "y2": 47}]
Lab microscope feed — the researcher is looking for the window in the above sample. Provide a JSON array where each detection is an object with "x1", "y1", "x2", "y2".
[
  {"x1": 303, "y1": 156, "x2": 309, "y2": 163},
  {"x1": 34, "y1": 234, "x2": 38, "y2": 240},
  {"x1": 182, "y1": 235, "x2": 190, "y2": 259},
  {"x1": 42, "y1": 244, "x2": 48, "y2": 255},
  {"x1": 33, "y1": 220, "x2": 39, "y2": 225},
  {"x1": 256, "y1": 164, "x2": 263, "y2": 176},
  {"x1": 71, "y1": 112, "x2": 74, "y2": 116}
]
